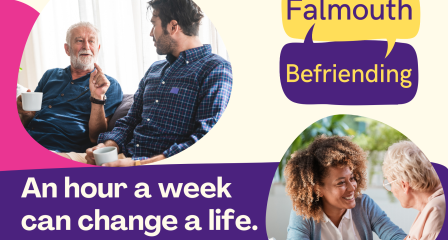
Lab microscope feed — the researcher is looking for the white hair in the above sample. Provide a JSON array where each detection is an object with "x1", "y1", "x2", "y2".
[
  {"x1": 383, "y1": 141, "x2": 440, "y2": 192},
  {"x1": 66, "y1": 22, "x2": 100, "y2": 47}
]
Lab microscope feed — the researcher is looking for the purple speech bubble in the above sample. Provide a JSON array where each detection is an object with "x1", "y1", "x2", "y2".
[{"x1": 280, "y1": 25, "x2": 419, "y2": 105}]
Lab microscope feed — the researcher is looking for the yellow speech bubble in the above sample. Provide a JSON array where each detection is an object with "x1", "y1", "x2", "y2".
[{"x1": 282, "y1": 0, "x2": 420, "y2": 57}]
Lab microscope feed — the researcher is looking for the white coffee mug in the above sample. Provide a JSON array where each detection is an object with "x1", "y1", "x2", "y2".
[
  {"x1": 93, "y1": 147, "x2": 118, "y2": 166},
  {"x1": 21, "y1": 92, "x2": 43, "y2": 111}
]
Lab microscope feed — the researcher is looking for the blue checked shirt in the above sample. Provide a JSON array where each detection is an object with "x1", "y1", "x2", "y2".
[{"x1": 98, "y1": 44, "x2": 232, "y2": 159}]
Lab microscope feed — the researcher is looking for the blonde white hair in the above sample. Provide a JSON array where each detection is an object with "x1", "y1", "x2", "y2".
[
  {"x1": 66, "y1": 22, "x2": 100, "y2": 47},
  {"x1": 383, "y1": 141, "x2": 440, "y2": 192}
]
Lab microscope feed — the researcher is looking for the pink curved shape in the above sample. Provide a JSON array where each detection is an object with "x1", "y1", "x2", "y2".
[{"x1": 0, "y1": 0, "x2": 94, "y2": 171}]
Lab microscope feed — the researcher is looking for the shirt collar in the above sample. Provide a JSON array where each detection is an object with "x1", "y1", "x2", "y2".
[
  {"x1": 66, "y1": 65, "x2": 96, "y2": 80},
  {"x1": 322, "y1": 212, "x2": 330, "y2": 223},
  {"x1": 428, "y1": 187, "x2": 444, "y2": 202},
  {"x1": 342, "y1": 209, "x2": 351, "y2": 220},
  {"x1": 322, "y1": 209, "x2": 351, "y2": 223},
  {"x1": 165, "y1": 44, "x2": 212, "y2": 65},
  {"x1": 166, "y1": 54, "x2": 177, "y2": 65}
]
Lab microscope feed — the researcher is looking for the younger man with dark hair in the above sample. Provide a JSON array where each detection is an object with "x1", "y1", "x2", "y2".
[{"x1": 84, "y1": 0, "x2": 233, "y2": 166}]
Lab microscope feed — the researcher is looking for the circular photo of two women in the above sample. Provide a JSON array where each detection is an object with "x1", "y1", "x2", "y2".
[{"x1": 267, "y1": 114, "x2": 445, "y2": 240}]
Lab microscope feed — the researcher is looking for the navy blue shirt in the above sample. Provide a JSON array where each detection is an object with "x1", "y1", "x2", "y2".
[
  {"x1": 27, "y1": 66, "x2": 123, "y2": 152},
  {"x1": 98, "y1": 44, "x2": 232, "y2": 158}
]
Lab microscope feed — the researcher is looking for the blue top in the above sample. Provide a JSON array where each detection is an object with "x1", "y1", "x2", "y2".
[
  {"x1": 26, "y1": 66, "x2": 123, "y2": 153},
  {"x1": 98, "y1": 44, "x2": 232, "y2": 158},
  {"x1": 287, "y1": 194, "x2": 407, "y2": 240}
]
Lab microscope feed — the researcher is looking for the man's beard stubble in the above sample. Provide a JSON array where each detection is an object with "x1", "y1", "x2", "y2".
[{"x1": 154, "y1": 31, "x2": 177, "y2": 55}]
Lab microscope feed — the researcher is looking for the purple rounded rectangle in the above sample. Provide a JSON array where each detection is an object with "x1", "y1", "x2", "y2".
[
  {"x1": 280, "y1": 41, "x2": 418, "y2": 105},
  {"x1": 0, "y1": 163, "x2": 278, "y2": 239}
]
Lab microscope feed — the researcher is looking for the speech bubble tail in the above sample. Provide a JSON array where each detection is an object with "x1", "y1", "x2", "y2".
[
  {"x1": 385, "y1": 39, "x2": 396, "y2": 58},
  {"x1": 305, "y1": 24, "x2": 315, "y2": 44}
]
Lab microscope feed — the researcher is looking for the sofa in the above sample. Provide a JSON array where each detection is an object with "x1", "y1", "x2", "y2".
[{"x1": 107, "y1": 94, "x2": 134, "y2": 130}]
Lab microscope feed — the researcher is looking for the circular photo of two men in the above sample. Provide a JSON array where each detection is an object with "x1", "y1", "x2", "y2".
[{"x1": 18, "y1": 0, "x2": 231, "y2": 167}]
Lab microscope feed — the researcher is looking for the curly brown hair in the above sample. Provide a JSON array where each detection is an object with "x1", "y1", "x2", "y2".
[{"x1": 284, "y1": 135, "x2": 368, "y2": 222}]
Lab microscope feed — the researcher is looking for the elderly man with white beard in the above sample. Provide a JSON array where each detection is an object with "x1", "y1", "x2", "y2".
[{"x1": 17, "y1": 22, "x2": 123, "y2": 156}]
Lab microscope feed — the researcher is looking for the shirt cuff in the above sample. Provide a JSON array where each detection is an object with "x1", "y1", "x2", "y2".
[
  {"x1": 163, "y1": 143, "x2": 184, "y2": 158},
  {"x1": 132, "y1": 157, "x2": 149, "y2": 161},
  {"x1": 97, "y1": 131, "x2": 124, "y2": 147}
]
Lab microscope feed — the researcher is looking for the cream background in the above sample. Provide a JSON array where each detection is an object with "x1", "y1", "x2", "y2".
[{"x1": 18, "y1": 0, "x2": 448, "y2": 165}]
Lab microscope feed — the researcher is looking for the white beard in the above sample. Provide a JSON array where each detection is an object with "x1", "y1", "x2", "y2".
[{"x1": 70, "y1": 49, "x2": 97, "y2": 71}]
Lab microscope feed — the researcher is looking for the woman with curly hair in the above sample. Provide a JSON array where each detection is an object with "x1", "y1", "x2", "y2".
[
  {"x1": 383, "y1": 141, "x2": 444, "y2": 240},
  {"x1": 285, "y1": 135, "x2": 406, "y2": 240}
]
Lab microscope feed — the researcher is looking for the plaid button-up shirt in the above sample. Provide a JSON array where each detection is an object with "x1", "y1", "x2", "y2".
[{"x1": 98, "y1": 45, "x2": 232, "y2": 159}]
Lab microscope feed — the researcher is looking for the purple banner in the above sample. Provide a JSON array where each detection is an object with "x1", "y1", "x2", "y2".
[
  {"x1": 0, "y1": 163, "x2": 277, "y2": 239},
  {"x1": 1, "y1": 163, "x2": 446, "y2": 239},
  {"x1": 280, "y1": 27, "x2": 419, "y2": 105}
]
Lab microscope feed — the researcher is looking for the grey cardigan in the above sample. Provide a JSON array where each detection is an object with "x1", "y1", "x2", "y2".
[{"x1": 286, "y1": 194, "x2": 407, "y2": 240}]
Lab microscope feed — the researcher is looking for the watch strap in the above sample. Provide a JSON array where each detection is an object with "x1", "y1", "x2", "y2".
[{"x1": 90, "y1": 96, "x2": 106, "y2": 105}]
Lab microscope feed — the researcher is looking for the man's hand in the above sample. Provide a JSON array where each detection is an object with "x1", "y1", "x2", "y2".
[
  {"x1": 17, "y1": 89, "x2": 36, "y2": 126},
  {"x1": 102, "y1": 154, "x2": 166, "y2": 167},
  {"x1": 85, "y1": 143, "x2": 105, "y2": 165},
  {"x1": 145, "y1": 154, "x2": 166, "y2": 164},
  {"x1": 90, "y1": 63, "x2": 110, "y2": 100},
  {"x1": 85, "y1": 140, "x2": 119, "y2": 165},
  {"x1": 102, "y1": 158, "x2": 134, "y2": 167}
]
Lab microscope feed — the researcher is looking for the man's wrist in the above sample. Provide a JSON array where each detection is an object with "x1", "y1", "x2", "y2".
[
  {"x1": 91, "y1": 94, "x2": 106, "y2": 100},
  {"x1": 142, "y1": 154, "x2": 167, "y2": 164},
  {"x1": 21, "y1": 116, "x2": 33, "y2": 127},
  {"x1": 90, "y1": 95, "x2": 107, "y2": 105},
  {"x1": 104, "y1": 140, "x2": 119, "y2": 148},
  {"x1": 21, "y1": 111, "x2": 36, "y2": 118},
  {"x1": 21, "y1": 112, "x2": 35, "y2": 122}
]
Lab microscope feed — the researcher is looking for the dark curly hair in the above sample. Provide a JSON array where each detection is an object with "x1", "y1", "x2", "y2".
[
  {"x1": 148, "y1": 0, "x2": 204, "y2": 36},
  {"x1": 284, "y1": 135, "x2": 368, "y2": 222}
]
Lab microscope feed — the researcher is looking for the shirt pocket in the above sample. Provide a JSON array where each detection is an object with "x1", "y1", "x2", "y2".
[
  {"x1": 157, "y1": 84, "x2": 199, "y2": 134},
  {"x1": 65, "y1": 85, "x2": 91, "y2": 115}
]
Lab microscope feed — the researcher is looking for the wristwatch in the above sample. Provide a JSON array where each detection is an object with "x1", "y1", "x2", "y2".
[{"x1": 90, "y1": 95, "x2": 107, "y2": 105}]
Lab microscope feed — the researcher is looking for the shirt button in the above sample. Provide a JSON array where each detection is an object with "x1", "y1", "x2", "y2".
[
  {"x1": 71, "y1": 82, "x2": 74, "y2": 84},
  {"x1": 186, "y1": 61, "x2": 189, "y2": 64},
  {"x1": 162, "y1": 81, "x2": 165, "y2": 84},
  {"x1": 136, "y1": 144, "x2": 140, "y2": 147},
  {"x1": 48, "y1": 105, "x2": 52, "y2": 108},
  {"x1": 61, "y1": 93, "x2": 64, "y2": 97},
  {"x1": 147, "y1": 118, "x2": 150, "y2": 121},
  {"x1": 155, "y1": 100, "x2": 159, "y2": 103}
]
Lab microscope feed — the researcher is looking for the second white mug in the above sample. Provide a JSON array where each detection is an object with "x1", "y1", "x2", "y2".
[{"x1": 93, "y1": 147, "x2": 118, "y2": 166}]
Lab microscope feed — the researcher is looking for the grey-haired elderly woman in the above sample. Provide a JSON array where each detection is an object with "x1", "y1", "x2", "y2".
[{"x1": 383, "y1": 141, "x2": 445, "y2": 240}]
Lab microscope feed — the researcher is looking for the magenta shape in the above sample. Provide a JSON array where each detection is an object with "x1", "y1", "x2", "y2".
[{"x1": 0, "y1": 0, "x2": 92, "y2": 171}]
